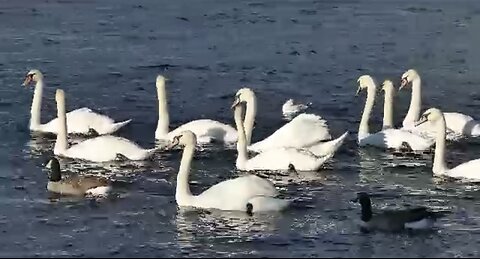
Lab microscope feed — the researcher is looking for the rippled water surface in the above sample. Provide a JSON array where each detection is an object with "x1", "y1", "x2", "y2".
[{"x1": 2, "y1": 0, "x2": 480, "y2": 257}]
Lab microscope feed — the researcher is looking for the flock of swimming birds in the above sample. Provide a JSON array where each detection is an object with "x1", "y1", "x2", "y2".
[{"x1": 22, "y1": 67, "x2": 480, "y2": 233}]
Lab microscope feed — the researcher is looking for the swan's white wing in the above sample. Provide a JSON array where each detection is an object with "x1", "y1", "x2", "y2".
[
  {"x1": 358, "y1": 132, "x2": 388, "y2": 148},
  {"x1": 444, "y1": 112, "x2": 474, "y2": 130},
  {"x1": 43, "y1": 107, "x2": 130, "y2": 135},
  {"x1": 282, "y1": 99, "x2": 309, "y2": 115},
  {"x1": 69, "y1": 107, "x2": 95, "y2": 114},
  {"x1": 404, "y1": 122, "x2": 462, "y2": 141},
  {"x1": 246, "y1": 147, "x2": 329, "y2": 171},
  {"x1": 403, "y1": 112, "x2": 475, "y2": 140},
  {"x1": 63, "y1": 135, "x2": 155, "y2": 162},
  {"x1": 167, "y1": 119, "x2": 237, "y2": 144},
  {"x1": 194, "y1": 175, "x2": 279, "y2": 211},
  {"x1": 385, "y1": 129, "x2": 434, "y2": 150},
  {"x1": 443, "y1": 112, "x2": 480, "y2": 137},
  {"x1": 447, "y1": 158, "x2": 480, "y2": 181},
  {"x1": 359, "y1": 129, "x2": 433, "y2": 151},
  {"x1": 306, "y1": 131, "x2": 348, "y2": 157},
  {"x1": 249, "y1": 113, "x2": 331, "y2": 152},
  {"x1": 282, "y1": 99, "x2": 294, "y2": 112}
]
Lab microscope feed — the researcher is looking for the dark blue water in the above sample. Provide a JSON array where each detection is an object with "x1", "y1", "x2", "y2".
[{"x1": 2, "y1": 0, "x2": 480, "y2": 257}]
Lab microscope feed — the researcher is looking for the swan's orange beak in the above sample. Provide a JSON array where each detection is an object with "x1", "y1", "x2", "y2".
[
  {"x1": 22, "y1": 74, "x2": 33, "y2": 87},
  {"x1": 399, "y1": 77, "x2": 408, "y2": 90}
]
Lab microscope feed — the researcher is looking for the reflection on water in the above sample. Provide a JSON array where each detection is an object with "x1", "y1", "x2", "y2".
[{"x1": 174, "y1": 207, "x2": 282, "y2": 254}]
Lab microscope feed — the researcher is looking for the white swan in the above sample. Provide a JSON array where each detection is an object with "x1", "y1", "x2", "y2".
[
  {"x1": 154, "y1": 75, "x2": 238, "y2": 144},
  {"x1": 167, "y1": 130, "x2": 291, "y2": 214},
  {"x1": 400, "y1": 69, "x2": 479, "y2": 139},
  {"x1": 53, "y1": 89, "x2": 156, "y2": 162},
  {"x1": 282, "y1": 98, "x2": 311, "y2": 117},
  {"x1": 416, "y1": 108, "x2": 480, "y2": 181},
  {"x1": 233, "y1": 88, "x2": 332, "y2": 153},
  {"x1": 233, "y1": 101, "x2": 335, "y2": 171},
  {"x1": 22, "y1": 69, "x2": 131, "y2": 135},
  {"x1": 356, "y1": 75, "x2": 434, "y2": 151}
]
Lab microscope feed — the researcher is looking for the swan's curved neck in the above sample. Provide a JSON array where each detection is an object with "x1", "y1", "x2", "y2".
[
  {"x1": 383, "y1": 90, "x2": 394, "y2": 129},
  {"x1": 30, "y1": 79, "x2": 44, "y2": 129},
  {"x1": 403, "y1": 78, "x2": 421, "y2": 127},
  {"x1": 234, "y1": 104, "x2": 248, "y2": 169},
  {"x1": 359, "y1": 86, "x2": 376, "y2": 138},
  {"x1": 433, "y1": 116, "x2": 449, "y2": 175},
  {"x1": 155, "y1": 82, "x2": 170, "y2": 138},
  {"x1": 54, "y1": 95, "x2": 68, "y2": 153},
  {"x1": 243, "y1": 94, "x2": 257, "y2": 146},
  {"x1": 176, "y1": 141, "x2": 195, "y2": 205}
]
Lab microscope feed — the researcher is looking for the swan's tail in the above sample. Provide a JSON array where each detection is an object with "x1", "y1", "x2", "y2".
[
  {"x1": 307, "y1": 131, "x2": 349, "y2": 157},
  {"x1": 107, "y1": 119, "x2": 132, "y2": 134}
]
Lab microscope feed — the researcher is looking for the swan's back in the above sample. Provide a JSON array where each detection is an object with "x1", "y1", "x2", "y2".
[
  {"x1": 194, "y1": 175, "x2": 278, "y2": 211},
  {"x1": 443, "y1": 112, "x2": 475, "y2": 135},
  {"x1": 44, "y1": 107, "x2": 118, "y2": 134},
  {"x1": 168, "y1": 119, "x2": 237, "y2": 144},
  {"x1": 447, "y1": 158, "x2": 480, "y2": 181},
  {"x1": 249, "y1": 113, "x2": 331, "y2": 152},
  {"x1": 404, "y1": 112, "x2": 472, "y2": 140},
  {"x1": 66, "y1": 135, "x2": 153, "y2": 162},
  {"x1": 405, "y1": 120, "x2": 463, "y2": 141},
  {"x1": 360, "y1": 129, "x2": 433, "y2": 151},
  {"x1": 246, "y1": 147, "x2": 329, "y2": 171}
]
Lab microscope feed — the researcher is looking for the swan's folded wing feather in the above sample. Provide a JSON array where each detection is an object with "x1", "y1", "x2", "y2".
[
  {"x1": 247, "y1": 148, "x2": 328, "y2": 171},
  {"x1": 65, "y1": 135, "x2": 153, "y2": 162},
  {"x1": 405, "y1": 112, "x2": 472, "y2": 140},
  {"x1": 69, "y1": 107, "x2": 94, "y2": 114},
  {"x1": 66, "y1": 108, "x2": 117, "y2": 133},
  {"x1": 359, "y1": 129, "x2": 431, "y2": 150},
  {"x1": 195, "y1": 175, "x2": 278, "y2": 211},
  {"x1": 168, "y1": 119, "x2": 237, "y2": 143},
  {"x1": 249, "y1": 113, "x2": 331, "y2": 152},
  {"x1": 447, "y1": 158, "x2": 480, "y2": 181},
  {"x1": 306, "y1": 131, "x2": 348, "y2": 157}
]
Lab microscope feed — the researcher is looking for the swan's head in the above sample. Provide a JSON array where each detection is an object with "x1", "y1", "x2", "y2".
[
  {"x1": 55, "y1": 89, "x2": 65, "y2": 103},
  {"x1": 166, "y1": 130, "x2": 197, "y2": 149},
  {"x1": 415, "y1": 108, "x2": 443, "y2": 126},
  {"x1": 400, "y1": 69, "x2": 419, "y2": 90},
  {"x1": 356, "y1": 75, "x2": 376, "y2": 95},
  {"x1": 46, "y1": 157, "x2": 62, "y2": 182},
  {"x1": 22, "y1": 69, "x2": 43, "y2": 86},
  {"x1": 380, "y1": 80, "x2": 395, "y2": 94},
  {"x1": 156, "y1": 75, "x2": 169, "y2": 88},
  {"x1": 232, "y1": 87, "x2": 255, "y2": 108}
]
